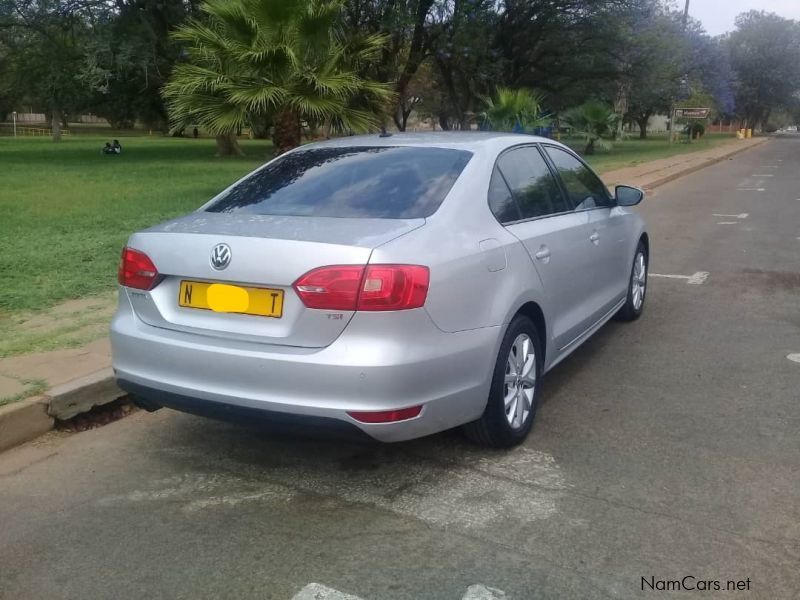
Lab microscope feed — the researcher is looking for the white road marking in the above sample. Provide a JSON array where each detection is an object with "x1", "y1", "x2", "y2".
[
  {"x1": 716, "y1": 221, "x2": 738, "y2": 225},
  {"x1": 290, "y1": 583, "x2": 509, "y2": 600},
  {"x1": 292, "y1": 584, "x2": 364, "y2": 600},
  {"x1": 462, "y1": 584, "x2": 508, "y2": 599},
  {"x1": 712, "y1": 213, "x2": 748, "y2": 219},
  {"x1": 650, "y1": 272, "x2": 709, "y2": 285},
  {"x1": 751, "y1": 174, "x2": 774, "y2": 177},
  {"x1": 96, "y1": 474, "x2": 297, "y2": 510},
  {"x1": 787, "y1": 353, "x2": 800, "y2": 364},
  {"x1": 649, "y1": 273, "x2": 691, "y2": 280},
  {"x1": 688, "y1": 271, "x2": 710, "y2": 284},
  {"x1": 737, "y1": 188, "x2": 765, "y2": 191}
]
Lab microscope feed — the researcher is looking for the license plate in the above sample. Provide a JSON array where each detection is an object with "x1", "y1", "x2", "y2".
[{"x1": 179, "y1": 280, "x2": 284, "y2": 318}]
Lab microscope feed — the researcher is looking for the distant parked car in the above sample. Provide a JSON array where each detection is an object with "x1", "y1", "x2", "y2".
[{"x1": 112, "y1": 132, "x2": 648, "y2": 447}]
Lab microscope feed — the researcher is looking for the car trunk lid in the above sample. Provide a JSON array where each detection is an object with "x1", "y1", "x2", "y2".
[{"x1": 124, "y1": 212, "x2": 424, "y2": 348}]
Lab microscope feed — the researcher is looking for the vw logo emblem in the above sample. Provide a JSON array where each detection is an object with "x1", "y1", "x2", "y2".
[{"x1": 210, "y1": 243, "x2": 231, "y2": 270}]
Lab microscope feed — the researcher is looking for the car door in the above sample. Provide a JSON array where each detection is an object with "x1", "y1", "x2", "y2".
[
  {"x1": 543, "y1": 145, "x2": 630, "y2": 320},
  {"x1": 491, "y1": 145, "x2": 597, "y2": 350}
]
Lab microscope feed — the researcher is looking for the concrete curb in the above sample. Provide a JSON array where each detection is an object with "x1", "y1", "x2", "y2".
[
  {"x1": 0, "y1": 396, "x2": 54, "y2": 453},
  {"x1": 47, "y1": 367, "x2": 124, "y2": 421},
  {"x1": 0, "y1": 369, "x2": 123, "y2": 452}
]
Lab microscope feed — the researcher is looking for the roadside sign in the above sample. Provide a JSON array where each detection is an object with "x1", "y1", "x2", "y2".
[{"x1": 674, "y1": 108, "x2": 710, "y2": 119}]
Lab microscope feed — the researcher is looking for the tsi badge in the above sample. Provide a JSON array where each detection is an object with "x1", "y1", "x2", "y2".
[{"x1": 210, "y1": 243, "x2": 232, "y2": 270}]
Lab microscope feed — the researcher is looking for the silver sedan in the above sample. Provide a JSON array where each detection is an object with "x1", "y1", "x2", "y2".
[{"x1": 111, "y1": 132, "x2": 648, "y2": 447}]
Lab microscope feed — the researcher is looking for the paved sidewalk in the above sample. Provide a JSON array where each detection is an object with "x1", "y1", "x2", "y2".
[
  {"x1": 0, "y1": 338, "x2": 112, "y2": 403},
  {"x1": 0, "y1": 135, "x2": 770, "y2": 440},
  {"x1": 601, "y1": 136, "x2": 767, "y2": 189}
]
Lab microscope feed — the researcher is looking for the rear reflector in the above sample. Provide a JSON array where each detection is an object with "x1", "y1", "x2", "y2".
[
  {"x1": 118, "y1": 247, "x2": 160, "y2": 290},
  {"x1": 347, "y1": 405, "x2": 423, "y2": 423},
  {"x1": 293, "y1": 264, "x2": 429, "y2": 311}
]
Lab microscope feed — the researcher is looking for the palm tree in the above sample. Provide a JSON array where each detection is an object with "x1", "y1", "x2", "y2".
[
  {"x1": 480, "y1": 88, "x2": 549, "y2": 132},
  {"x1": 163, "y1": 0, "x2": 393, "y2": 156},
  {"x1": 561, "y1": 101, "x2": 618, "y2": 155}
]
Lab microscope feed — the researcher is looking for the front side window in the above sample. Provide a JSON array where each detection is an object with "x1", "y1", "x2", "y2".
[
  {"x1": 206, "y1": 146, "x2": 472, "y2": 219},
  {"x1": 496, "y1": 147, "x2": 568, "y2": 219},
  {"x1": 544, "y1": 146, "x2": 612, "y2": 210}
]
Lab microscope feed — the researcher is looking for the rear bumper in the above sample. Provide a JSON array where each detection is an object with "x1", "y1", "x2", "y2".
[
  {"x1": 119, "y1": 379, "x2": 375, "y2": 442},
  {"x1": 111, "y1": 292, "x2": 499, "y2": 442}
]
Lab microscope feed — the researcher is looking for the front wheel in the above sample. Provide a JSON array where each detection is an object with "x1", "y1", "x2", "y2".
[
  {"x1": 616, "y1": 241, "x2": 648, "y2": 322},
  {"x1": 463, "y1": 315, "x2": 542, "y2": 448}
]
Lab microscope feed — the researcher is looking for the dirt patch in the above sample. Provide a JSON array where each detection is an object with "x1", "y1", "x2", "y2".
[
  {"x1": 0, "y1": 292, "x2": 116, "y2": 358},
  {"x1": 740, "y1": 269, "x2": 800, "y2": 292},
  {"x1": 55, "y1": 396, "x2": 138, "y2": 433}
]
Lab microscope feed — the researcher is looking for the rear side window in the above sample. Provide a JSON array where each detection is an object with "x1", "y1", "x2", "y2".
[
  {"x1": 496, "y1": 147, "x2": 568, "y2": 219},
  {"x1": 544, "y1": 146, "x2": 612, "y2": 210},
  {"x1": 488, "y1": 166, "x2": 520, "y2": 223},
  {"x1": 206, "y1": 146, "x2": 472, "y2": 219}
]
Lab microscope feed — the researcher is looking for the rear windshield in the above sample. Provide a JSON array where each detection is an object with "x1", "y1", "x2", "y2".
[{"x1": 205, "y1": 146, "x2": 472, "y2": 219}]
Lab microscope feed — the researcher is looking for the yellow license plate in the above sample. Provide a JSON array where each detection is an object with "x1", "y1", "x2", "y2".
[{"x1": 179, "y1": 280, "x2": 284, "y2": 318}]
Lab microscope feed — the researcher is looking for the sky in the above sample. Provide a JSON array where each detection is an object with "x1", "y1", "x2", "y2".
[{"x1": 689, "y1": 0, "x2": 800, "y2": 36}]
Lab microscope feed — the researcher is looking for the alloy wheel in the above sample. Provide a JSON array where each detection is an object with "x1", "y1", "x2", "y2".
[
  {"x1": 503, "y1": 334, "x2": 536, "y2": 429},
  {"x1": 631, "y1": 251, "x2": 646, "y2": 311}
]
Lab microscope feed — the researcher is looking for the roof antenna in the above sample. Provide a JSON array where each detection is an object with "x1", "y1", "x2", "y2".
[{"x1": 379, "y1": 126, "x2": 392, "y2": 138}]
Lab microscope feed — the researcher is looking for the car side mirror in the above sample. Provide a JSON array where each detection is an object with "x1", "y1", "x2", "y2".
[{"x1": 615, "y1": 185, "x2": 644, "y2": 206}]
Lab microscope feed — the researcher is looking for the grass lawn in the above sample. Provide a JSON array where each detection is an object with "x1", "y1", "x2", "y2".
[
  {"x1": 574, "y1": 133, "x2": 737, "y2": 173},
  {"x1": 0, "y1": 136, "x2": 272, "y2": 316},
  {"x1": 1, "y1": 131, "x2": 739, "y2": 320}
]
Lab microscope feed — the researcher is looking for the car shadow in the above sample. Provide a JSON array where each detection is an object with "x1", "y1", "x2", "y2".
[
  {"x1": 149, "y1": 320, "x2": 624, "y2": 474},
  {"x1": 130, "y1": 320, "x2": 622, "y2": 521},
  {"x1": 537, "y1": 320, "x2": 623, "y2": 404}
]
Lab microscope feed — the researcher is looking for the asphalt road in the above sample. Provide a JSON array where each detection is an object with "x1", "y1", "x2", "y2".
[{"x1": 1, "y1": 138, "x2": 799, "y2": 600}]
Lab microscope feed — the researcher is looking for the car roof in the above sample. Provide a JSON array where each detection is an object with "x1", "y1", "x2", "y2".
[{"x1": 300, "y1": 131, "x2": 566, "y2": 153}]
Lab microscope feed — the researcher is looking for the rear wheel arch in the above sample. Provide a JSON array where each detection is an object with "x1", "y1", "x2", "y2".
[
  {"x1": 464, "y1": 312, "x2": 543, "y2": 447},
  {"x1": 514, "y1": 301, "x2": 547, "y2": 366}
]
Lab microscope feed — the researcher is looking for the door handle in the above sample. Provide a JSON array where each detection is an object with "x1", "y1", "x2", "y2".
[
  {"x1": 589, "y1": 231, "x2": 600, "y2": 243},
  {"x1": 534, "y1": 246, "x2": 551, "y2": 261}
]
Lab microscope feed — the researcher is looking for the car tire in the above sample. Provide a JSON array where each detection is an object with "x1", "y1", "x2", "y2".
[
  {"x1": 464, "y1": 315, "x2": 542, "y2": 448},
  {"x1": 616, "y1": 240, "x2": 648, "y2": 322}
]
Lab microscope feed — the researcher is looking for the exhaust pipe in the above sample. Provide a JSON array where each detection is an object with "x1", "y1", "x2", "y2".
[{"x1": 131, "y1": 396, "x2": 162, "y2": 412}]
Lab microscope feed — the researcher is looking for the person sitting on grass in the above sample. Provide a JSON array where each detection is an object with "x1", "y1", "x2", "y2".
[
  {"x1": 102, "y1": 142, "x2": 116, "y2": 155},
  {"x1": 112, "y1": 139, "x2": 122, "y2": 154}
]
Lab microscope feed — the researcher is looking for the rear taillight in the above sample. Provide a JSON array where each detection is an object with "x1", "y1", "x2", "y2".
[
  {"x1": 359, "y1": 265, "x2": 429, "y2": 310},
  {"x1": 293, "y1": 264, "x2": 429, "y2": 311},
  {"x1": 293, "y1": 265, "x2": 364, "y2": 310},
  {"x1": 118, "y1": 247, "x2": 160, "y2": 290}
]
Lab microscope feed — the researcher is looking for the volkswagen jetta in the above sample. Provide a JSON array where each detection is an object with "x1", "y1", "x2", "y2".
[{"x1": 111, "y1": 132, "x2": 648, "y2": 447}]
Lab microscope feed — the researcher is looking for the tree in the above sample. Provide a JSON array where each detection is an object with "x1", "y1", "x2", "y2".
[
  {"x1": 342, "y1": 0, "x2": 437, "y2": 131},
  {"x1": 727, "y1": 11, "x2": 800, "y2": 129},
  {"x1": 683, "y1": 20, "x2": 735, "y2": 117},
  {"x1": 562, "y1": 101, "x2": 617, "y2": 154},
  {"x1": 480, "y1": 88, "x2": 548, "y2": 132},
  {"x1": 622, "y1": 12, "x2": 687, "y2": 138},
  {"x1": 493, "y1": 0, "x2": 637, "y2": 107},
  {"x1": 0, "y1": 0, "x2": 95, "y2": 141},
  {"x1": 79, "y1": 0, "x2": 202, "y2": 132},
  {"x1": 163, "y1": 0, "x2": 393, "y2": 156},
  {"x1": 427, "y1": 0, "x2": 501, "y2": 130}
]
